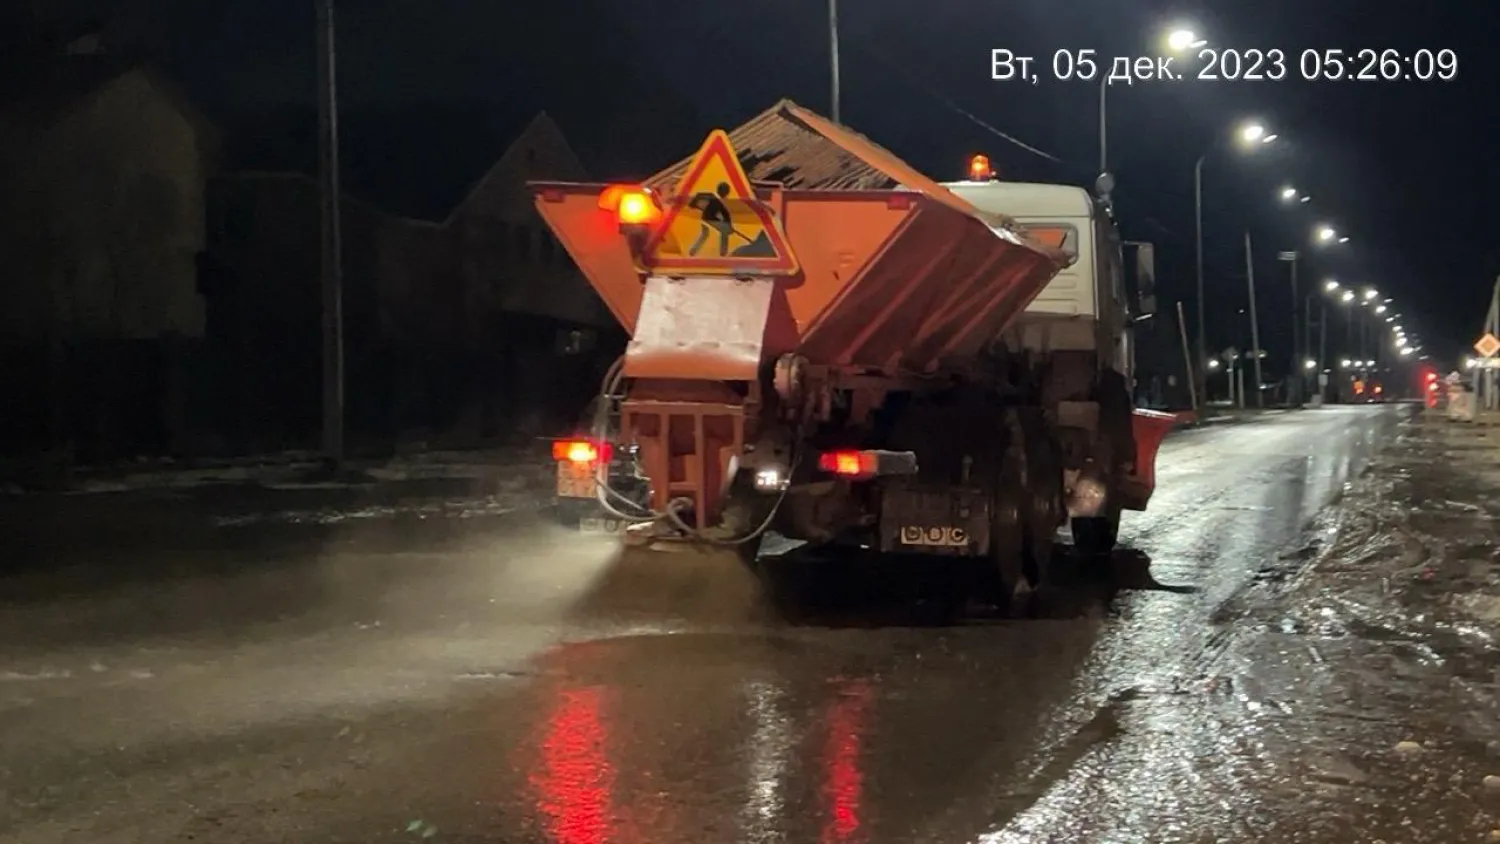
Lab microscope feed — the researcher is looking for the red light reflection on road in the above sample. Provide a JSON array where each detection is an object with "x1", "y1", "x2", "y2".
[
  {"x1": 822, "y1": 679, "x2": 872, "y2": 844},
  {"x1": 531, "y1": 687, "x2": 614, "y2": 844}
]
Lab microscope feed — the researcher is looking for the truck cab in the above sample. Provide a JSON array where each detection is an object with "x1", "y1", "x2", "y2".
[
  {"x1": 943, "y1": 170, "x2": 1161, "y2": 543},
  {"x1": 941, "y1": 177, "x2": 1140, "y2": 379}
]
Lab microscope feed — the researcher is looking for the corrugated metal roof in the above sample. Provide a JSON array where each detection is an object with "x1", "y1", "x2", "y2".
[
  {"x1": 650, "y1": 100, "x2": 886, "y2": 192},
  {"x1": 648, "y1": 99, "x2": 1020, "y2": 227}
]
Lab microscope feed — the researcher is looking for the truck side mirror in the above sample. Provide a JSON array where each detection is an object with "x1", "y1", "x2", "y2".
[{"x1": 1133, "y1": 242, "x2": 1157, "y2": 316}]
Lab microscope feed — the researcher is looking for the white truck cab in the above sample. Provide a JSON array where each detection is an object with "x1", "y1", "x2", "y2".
[{"x1": 942, "y1": 177, "x2": 1137, "y2": 377}]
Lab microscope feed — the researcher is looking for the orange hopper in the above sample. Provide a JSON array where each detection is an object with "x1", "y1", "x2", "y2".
[{"x1": 530, "y1": 100, "x2": 1071, "y2": 523}]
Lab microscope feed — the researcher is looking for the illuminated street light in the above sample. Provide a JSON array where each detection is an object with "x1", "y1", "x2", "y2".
[
  {"x1": 1363, "y1": 288, "x2": 1378, "y2": 301},
  {"x1": 1341, "y1": 290, "x2": 1355, "y2": 302},
  {"x1": 1374, "y1": 304, "x2": 1387, "y2": 314},
  {"x1": 1299, "y1": 195, "x2": 1311, "y2": 204},
  {"x1": 1303, "y1": 359, "x2": 1317, "y2": 370},
  {"x1": 1240, "y1": 123, "x2": 1268, "y2": 144},
  {"x1": 1338, "y1": 236, "x2": 1350, "y2": 243},
  {"x1": 1324, "y1": 279, "x2": 1339, "y2": 292},
  {"x1": 1280, "y1": 186, "x2": 1298, "y2": 201},
  {"x1": 1192, "y1": 118, "x2": 1277, "y2": 401},
  {"x1": 1317, "y1": 225, "x2": 1337, "y2": 242},
  {"x1": 1207, "y1": 358, "x2": 1221, "y2": 370},
  {"x1": 1399, "y1": 346, "x2": 1413, "y2": 356},
  {"x1": 1166, "y1": 28, "x2": 1207, "y2": 51}
]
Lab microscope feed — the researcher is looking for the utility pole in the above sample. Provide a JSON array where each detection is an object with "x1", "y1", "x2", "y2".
[
  {"x1": 1278, "y1": 251, "x2": 1299, "y2": 404},
  {"x1": 1482, "y1": 277, "x2": 1494, "y2": 410},
  {"x1": 1245, "y1": 230, "x2": 1264, "y2": 407},
  {"x1": 316, "y1": 0, "x2": 345, "y2": 464},
  {"x1": 1098, "y1": 77, "x2": 1108, "y2": 175},
  {"x1": 1318, "y1": 300, "x2": 1327, "y2": 403},
  {"x1": 1193, "y1": 156, "x2": 1207, "y2": 411},
  {"x1": 828, "y1": 0, "x2": 841, "y2": 123}
]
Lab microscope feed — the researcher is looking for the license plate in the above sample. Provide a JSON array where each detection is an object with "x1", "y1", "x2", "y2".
[
  {"x1": 898, "y1": 525, "x2": 969, "y2": 547},
  {"x1": 556, "y1": 461, "x2": 595, "y2": 497},
  {"x1": 580, "y1": 516, "x2": 626, "y2": 534}
]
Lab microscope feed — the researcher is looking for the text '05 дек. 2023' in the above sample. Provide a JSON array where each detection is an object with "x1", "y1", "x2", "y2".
[{"x1": 992, "y1": 48, "x2": 1458, "y2": 85}]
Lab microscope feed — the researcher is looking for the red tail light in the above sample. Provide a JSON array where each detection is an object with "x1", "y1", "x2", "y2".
[
  {"x1": 553, "y1": 439, "x2": 613, "y2": 464},
  {"x1": 818, "y1": 450, "x2": 877, "y2": 478}
]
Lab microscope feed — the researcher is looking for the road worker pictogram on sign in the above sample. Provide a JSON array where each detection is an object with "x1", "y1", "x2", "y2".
[{"x1": 641, "y1": 130, "x2": 800, "y2": 276}]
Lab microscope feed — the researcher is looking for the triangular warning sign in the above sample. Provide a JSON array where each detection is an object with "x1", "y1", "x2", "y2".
[{"x1": 641, "y1": 130, "x2": 800, "y2": 276}]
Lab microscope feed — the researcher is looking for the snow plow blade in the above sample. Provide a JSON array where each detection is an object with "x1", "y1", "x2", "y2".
[{"x1": 1120, "y1": 409, "x2": 1187, "y2": 511}]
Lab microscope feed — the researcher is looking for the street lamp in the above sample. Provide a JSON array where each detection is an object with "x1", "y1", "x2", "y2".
[
  {"x1": 1341, "y1": 290, "x2": 1355, "y2": 302},
  {"x1": 1324, "y1": 279, "x2": 1339, "y2": 292},
  {"x1": 1280, "y1": 186, "x2": 1298, "y2": 202},
  {"x1": 1374, "y1": 304, "x2": 1387, "y2": 314},
  {"x1": 1166, "y1": 28, "x2": 1206, "y2": 52},
  {"x1": 1194, "y1": 119, "x2": 1276, "y2": 409},
  {"x1": 1317, "y1": 225, "x2": 1337, "y2": 242},
  {"x1": 1364, "y1": 288, "x2": 1378, "y2": 301},
  {"x1": 1100, "y1": 26, "x2": 1206, "y2": 175}
]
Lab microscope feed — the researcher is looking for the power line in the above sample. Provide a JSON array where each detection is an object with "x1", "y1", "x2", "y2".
[{"x1": 852, "y1": 42, "x2": 1062, "y2": 164}]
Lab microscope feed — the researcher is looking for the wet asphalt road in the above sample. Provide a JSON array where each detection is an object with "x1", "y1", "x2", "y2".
[{"x1": 2, "y1": 404, "x2": 1460, "y2": 843}]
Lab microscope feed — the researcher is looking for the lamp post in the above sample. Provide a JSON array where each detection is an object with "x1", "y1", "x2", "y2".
[
  {"x1": 1099, "y1": 27, "x2": 1203, "y2": 173},
  {"x1": 829, "y1": 0, "x2": 840, "y2": 122},
  {"x1": 1278, "y1": 250, "x2": 1300, "y2": 405},
  {"x1": 316, "y1": 0, "x2": 345, "y2": 464},
  {"x1": 1194, "y1": 120, "x2": 1277, "y2": 413}
]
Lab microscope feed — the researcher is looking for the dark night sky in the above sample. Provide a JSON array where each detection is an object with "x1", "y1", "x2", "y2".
[{"x1": 25, "y1": 0, "x2": 1500, "y2": 366}]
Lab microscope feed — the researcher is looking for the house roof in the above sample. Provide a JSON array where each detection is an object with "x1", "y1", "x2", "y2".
[
  {"x1": 0, "y1": 56, "x2": 215, "y2": 143},
  {"x1": 213, "y1": 170, "x2": 439, "y2": 228},
  {"x1": 443, "y1": 111, "x2": 587, "y2": 225},
  {"x1": 0, "y1": 53, "x2": 134, "y2": 120}
]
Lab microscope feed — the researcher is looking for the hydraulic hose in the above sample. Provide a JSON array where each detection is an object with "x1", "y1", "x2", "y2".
[{"x1": 585, "y1": 354, "x2": 792, "y2": 545}]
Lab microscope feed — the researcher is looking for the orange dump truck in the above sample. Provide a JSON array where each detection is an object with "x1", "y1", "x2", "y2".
[{"x1": 534, "y1": 100, "x2": 1179, "y2": 595}]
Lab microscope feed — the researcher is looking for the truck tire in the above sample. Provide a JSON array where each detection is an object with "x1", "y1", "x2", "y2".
[
  {"x1": 1014, "y1": 407, "x2": 1064, "y2": 589},
  {"x1": 1072, "y1": 369, "x2": 1132, "y2": 558},
  {"x1": 988, "y1": 413, "x2": 1028, "y2": 605},
  {"x1": 1070, "y1": 502, "x2": 1120, "y2": 558}
]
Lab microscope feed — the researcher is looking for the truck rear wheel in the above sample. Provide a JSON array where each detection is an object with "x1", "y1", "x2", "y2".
[
  {"x1": 988, "y1": 413, "x2": 1028, "y2": 605},
  {"x1": 1015, "y1": 407, "x2": 1064, "y2": 590},
  {"x1": 1071, "y1": 369, "x2": 1132, "y2": 559},
  {"x1": 1070, "y1": 503, "x2": 1120, "y2": 558}
]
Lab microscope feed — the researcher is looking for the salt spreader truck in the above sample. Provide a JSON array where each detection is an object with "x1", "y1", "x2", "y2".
[{"x1": 534, "y1": 101, "x2": 1179, "y2": 593}]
